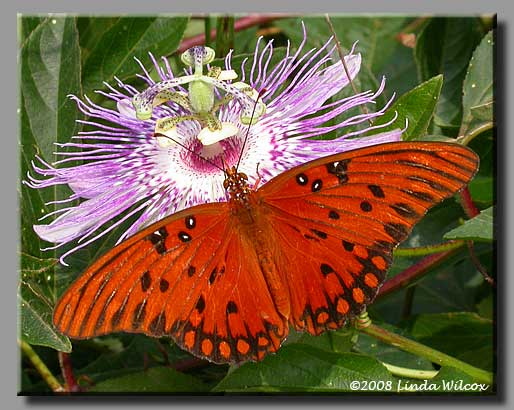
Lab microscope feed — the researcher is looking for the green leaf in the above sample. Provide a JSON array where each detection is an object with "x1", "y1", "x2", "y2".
[
  {"x1": 414, "y1": 18, "x2": 483, "y2": 127},
  {"x1": 76, "y1": 17, "x2": 119, "y2": 63},
  {"x1": 476, "y1": 293, "x2": 494, "y2": 320},
  {"x1": 19, "y1": 16, "x2": 45, "y2": 43},
  {"x1": 19, "y1": 16, "x2": 81, "y2": 352},
  {"x1": 468, "y1": 134, "x2": 494, "y2": 207},
  {"x1": 19, "y1": 16, "x2": 79, "y2": 266},
  {"x1": 20, "y1": 253, "x2": 58, "y2": 276},
  {"x1": 19, "y1": 260, "x2": 71, "y2": 352},
  {"x1": 444, "y1": 206, "x2": 494, "y2": 242},
  {"x1": 20, "y1": 16, "x2": 82, "y2": 163},
  {"x1": 372, "y1": 75, "x2": 443, "y2": 140},
  {"x1": 380, "y1": 43, "x2": 418, "y2": 97},
  {"x1": 72, "y1": 334, "x2": 197, "y2": 384},
  {"x1": 19, "y1": 93, "x2": 49, "y2": 258},
  {"x1": 409, "y1": 312, "x2": 494, "y2": 372},
  {"x1": 284, "y1": 327, "x2": 355, "y2": 354},
  {"x1": 213, "y1": 345, "x2": 393, "y2": 392},
  {"x1": 89, "y1": 366, "x2": 209, "y2": 393},
  {"x1": 460, "y1": 31, "x2": 494, "y2": 137},
  {"x1": 470, "y1": 101, "x2": 493, "y2": 121},
  {"x1": 82, "y1": 17, "x2": 189, "y2": 93}
]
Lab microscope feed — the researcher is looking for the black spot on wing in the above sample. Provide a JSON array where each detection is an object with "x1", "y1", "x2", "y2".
[
  {"x1": 178, "y1": 231, "x2": 192, "y2": 242},
  {"x1": 326, "y1": 159, "x2": 350, "y2": 184},
  {"x1": 209, "y1": 268, "x2": 217, "y2": 284},
  {"x1": 159, "y1": 278, "x2": 169, "y2": 292},
  {"x1": 226, "y1": 301, "x2": 238, "y2": 314},
  {"x1": 320, "y1": 263, "x2": 335, "y2": 276},
  {"x1": 401, "y1": 189, "x2": 435, "y2": 203},
  {"x1": 311, "y1": 179, "x2": 323, "y2": 192},
  {"x1": 342, "y1": 240, "x2": 354, "y2": 252},
  {"x1": 149, "y1": 312, "x2": 166, "y2": 335},
  {"x1": 407, "y1": 175, "x2": 452, "y2": 193},
  {"x1": 141, "y1": 271, "x2": 151, "y2": 292},
  {"x1": 187, "y1": 266, "x2": 196, "y2": 277},
  {"x1": 390, "y1": 203, "x2": 419, "y2": 219},
  {"x1": 368, "y1": 184, "x2": 385, "y2": 198},
  {"x1": 111, "y1": 305, "x2": 126, "y2": 328},
  {"x1": 196, "y1": 295, "x2": 206, "y2": 314},
  {"x1": 360, "y1": 201, "x2": 372, "y2": 212},
  {"x1": 185, "y1": 216, "x2": 196, "y2": 229},
  {"x1": 328, "y1": 210, "x2": 340, "y2": 220},
  {"x1": 311, "y1": 228, "x2": 328, "y2": 239},
  {"x1": 148, "y1": 228, "x2": 169, "y2": 255},
  {"x1": 384, "y1": 222, "x2": 410, "y2": 242},
  {"x1": 296, "y1": 173, "x2": 308, "y2": 186},
  {"x1": 132, "y1": 301, "x2": 147, "y2": 330}
]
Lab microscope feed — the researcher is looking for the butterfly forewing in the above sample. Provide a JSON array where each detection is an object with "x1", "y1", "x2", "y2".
[
  {"x1": 53, "y1": 204, "x2": 229, "y2": 338},
  {"x1": 53, "y1": 203, "x2": 288, "y2": 364},
  {"x1": 260, "y1": 142, "x2": 479, "y2": 334}
]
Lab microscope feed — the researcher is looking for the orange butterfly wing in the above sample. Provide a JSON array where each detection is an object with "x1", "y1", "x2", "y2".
[
  {"x1": 54, "y1": 141, "x2": 479, "y2": 364},
  {"x1": 259, "y1": 142, "x2": 479, "y2": 334},
  {"x1": 53, "y1": 203, "x2": 288, "y2": 364}
]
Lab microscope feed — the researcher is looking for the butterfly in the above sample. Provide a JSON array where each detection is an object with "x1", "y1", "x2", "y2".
[{"x1": 53, "y1": 141, "x2": 479, "y2": 364}]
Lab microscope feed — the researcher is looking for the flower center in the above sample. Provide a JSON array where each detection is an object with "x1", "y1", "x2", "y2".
[{"x1": 185, "y1": 137, "x2": 242, "y2": 174}]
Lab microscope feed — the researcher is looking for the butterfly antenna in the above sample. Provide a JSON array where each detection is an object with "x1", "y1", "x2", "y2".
[
  {"x1": 236, "y1": 88, "x2": 267, "y2": 172},
  {"x1": 220, "y1": 155, "x2": 229, "y2": 177},
  {"x1": 154, "y1": 133, "x2": 225, "y2": 172}
]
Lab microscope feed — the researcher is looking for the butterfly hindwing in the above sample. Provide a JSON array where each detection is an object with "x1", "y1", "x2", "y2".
[
  {"x1": 260, "y1": 142, "x2": 479, "y2": 334},
  {"x1": 175, "y1": 228, "x2": 288, "y2": 363}
]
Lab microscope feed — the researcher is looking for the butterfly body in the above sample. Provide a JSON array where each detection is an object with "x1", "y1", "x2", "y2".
[{"x1": 54, "y1": 142, "x2": 479, "y2": 364}]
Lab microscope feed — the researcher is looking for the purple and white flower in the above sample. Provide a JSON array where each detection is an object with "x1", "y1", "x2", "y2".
[{"x1": 25, "y1": 24, "x2": 402, "y2": 264}]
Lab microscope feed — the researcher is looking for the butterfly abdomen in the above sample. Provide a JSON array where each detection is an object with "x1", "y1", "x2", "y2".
[{"x1": 235, "y1": 202, "x2": 291, "y2": 321}]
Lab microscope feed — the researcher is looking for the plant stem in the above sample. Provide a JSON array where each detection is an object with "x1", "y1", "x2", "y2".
[
  {"x1": 458, "y1": 187, "x2": 480, "y2": 218},
  {"x1": 355, "y1": 321, "x2": 493, "y2": 385},
  {"x1": 215, "y1": 16, "x2": 235, "y2": 58},
  {"x1": 457, "y1": 188, "x2": 494, "y2": 285},
  {"x1": 395, "y1": 16, "x2": 430, "y2": 37},
  {"x1": 204, "y1": 17, "x2": 212, "y2": 48},
  {"x1": 19, "y1": 340, "x2": 64, "y2": 393},
  {"x1": 393, "y1": 240, "x2": 465, "y2": 257},
  {"x1": 324, "y1": 14, "x2": 372, "y2": 126},
  {"x1": 179, "y1": 14, "x2": 288, "y2": 53},
  {"x1": 58, "y1": 352, "x2": 81, "y2": 392},
  {"x1": 459, "y1": 121, "x2": 493, "y2": 146},
  {"x1": 378, "y1": 247, "x2": 461, "y2": 298},
  {"x1": 401, "y1": 286, "x2": 415, "y2": 320},
  {"x1": 467, "y1": 241, "x2": 495, "y2": 286}
]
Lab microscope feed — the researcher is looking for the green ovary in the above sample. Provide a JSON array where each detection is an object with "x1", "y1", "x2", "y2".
[{"x1": 189, "y1": 81, "x2": 214, "y2": 114}]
